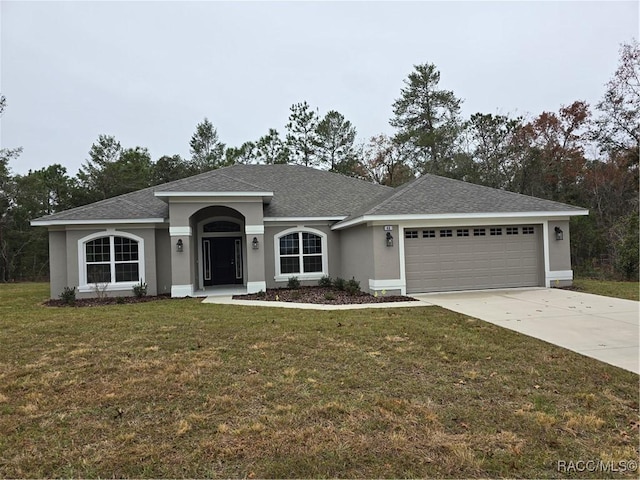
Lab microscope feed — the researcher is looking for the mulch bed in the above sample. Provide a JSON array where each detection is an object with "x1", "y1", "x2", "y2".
[
  {"x1": 44, "y1": 287, "x2": 417, "y2": 307},
  {"x1": 234, "y1": 286, "x2": 417, "y2": 305},
  {"x1": 44, "y1": 294, "x2": 175, "y2": 308}
]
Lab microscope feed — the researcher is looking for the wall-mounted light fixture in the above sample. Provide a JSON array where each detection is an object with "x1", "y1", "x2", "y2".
[
  {"x1": 176, "y1": 238, "x2": 184, "y2": 252},
  {"x1": 554, "y1": 227, "x2": 564, "y2": 241},
  {"x1": 386, "y1": 231, "x2": 394, "y2": 247},
  {"x1": 252, "y1": 237, "x2": 259, "y2": 250}
]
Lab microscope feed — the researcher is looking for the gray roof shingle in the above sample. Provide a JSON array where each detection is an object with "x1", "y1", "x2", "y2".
[
  {"x1": 32, "y1": 165, "x2": 587, "y2": 225},
  {"x1": 340, "y1": 173, "x2": 587, "y2": 222},
  {"x1": 32, "y1": 164, "x2": 392, "y2": 223},
  {"x1": 155, "y1": 170, "x2": 268, "y2": 193},
  {"x1": 32, "y1": 186, "x2": 168, "y2": 222}
]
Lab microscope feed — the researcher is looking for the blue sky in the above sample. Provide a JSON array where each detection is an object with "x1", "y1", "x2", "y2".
[{"x1": 1, "y1": 0, "x2": 638, "y2": 174}]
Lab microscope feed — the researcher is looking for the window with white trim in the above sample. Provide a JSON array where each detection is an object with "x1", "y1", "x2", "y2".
[
  {"x1": 405, "y1": 230, "x2": 418, "y2": 239},
  {"x1": 457, "y1": 229, "x2": 469, "y2": 237},
  {"x1": 422, "y1": 230, "x2": 435, "y2": 238},
  {"x1": 275, "y1": 229, "x2": 327, "y2": 279},
  {"x1": 522, "y1": 226, "x2": 535, "y2": 235},
  {"x1": 80, "y1": 232, "x2": 144, "y2": 290},
  {"x1": 440, "y1": 229, "x2": 453, "y2": 237}
]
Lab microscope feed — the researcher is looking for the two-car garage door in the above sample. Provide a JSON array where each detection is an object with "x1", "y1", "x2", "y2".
[{"x1": 404, "y1": 225, "x2": 542, "y2": 294}]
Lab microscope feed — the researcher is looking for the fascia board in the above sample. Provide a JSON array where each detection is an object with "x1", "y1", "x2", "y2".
[
  {"x1": 331, "y1": 210, "x2": 589, "y2": 230},
  {"x1": 154, "y1": 191, "x2": 273, "y2": 198},
  {"x1": 31, "y1": 218, "x2": 167, "y2": 227},
  {"x1": 264, "y1": 216, "x2": 346, "y2": 222}
]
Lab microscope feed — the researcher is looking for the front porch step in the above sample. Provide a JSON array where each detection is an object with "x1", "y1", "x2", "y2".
[{"x1": 193, "y1": 285, "x2": 247, "y2": 297}]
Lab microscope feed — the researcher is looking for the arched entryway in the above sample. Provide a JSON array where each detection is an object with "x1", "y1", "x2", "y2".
[
  {"x1": 193, "y1": 206, "x2": 246, "y2": 290},
  {"x1": 199, "y1": 218, "x2": 244, "y2": 286},
  {"x1": 168, "y1": 198, "x2": 266, "y2": 297}
]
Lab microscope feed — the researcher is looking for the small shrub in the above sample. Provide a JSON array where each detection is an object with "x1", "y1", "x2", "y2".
[
  {"x1": 324, "y1": 291, "x2": 336, "y2": 301},
  {"x1": 345, "y1": 277, "x2": 361, "y2": 296},
  {"x1": 59, "y1": 286, "x2": 76, "y2": 305},
  {"x1": 116, "y1": 296, "x2": 125, "y2": 304},
  {"x1": 93, "y1": 282, "x2": 109, "y2": 299},
  {"x1": 333, "y1": 277, "x2": 346, "y2": 291},
  {"x1": 256, "y1": 290, "x2": 266, "y2": 298},
  {"x1": 287, "y1": 276, "x2": 300, "y2": 289},
  {"x1": 318, "y1": 275, "x2": 333, "y2": 288},
  {"x1": 133, "y1": 281, "x2": 148, "y2": 298}
]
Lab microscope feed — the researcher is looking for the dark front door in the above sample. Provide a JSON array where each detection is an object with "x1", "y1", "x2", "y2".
[{"x1": 203, "y1": 237, "x2": 243, "y2": 286}]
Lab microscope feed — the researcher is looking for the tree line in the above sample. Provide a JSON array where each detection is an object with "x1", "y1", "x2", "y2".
[{"x1": 1, "y1": 41, "x2": 637, "y2": 282}]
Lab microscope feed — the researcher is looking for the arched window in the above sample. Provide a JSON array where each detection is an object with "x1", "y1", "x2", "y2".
[
  {"x1": 78, "y1": 232, "x2": 144, "y2": 292},
  {"x1": 274, "y1": 228, "x2": 327, "y2": 281},
  {"x1": 202, "y1": 220, "x2": 241, "y2": 233}
]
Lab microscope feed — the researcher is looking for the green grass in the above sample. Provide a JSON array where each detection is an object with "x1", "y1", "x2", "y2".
[
  {"x1": 573, "y1": 278, "x2": 639, "y2": 301},
  {"x1": 1, "y1": 283, "x2": 638, "y2": 478}
]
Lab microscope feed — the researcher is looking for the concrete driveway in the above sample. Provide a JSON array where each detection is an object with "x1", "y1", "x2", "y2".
[{"x1": 414, "y1": 288, "x2": 639, "y2": 374}]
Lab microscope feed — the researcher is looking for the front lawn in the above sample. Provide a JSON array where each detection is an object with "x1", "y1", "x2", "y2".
[
  {"x1": 1, "y1": 283, "x2": 638, "y2": 478},
  {"x1": 572, "y1": 278, "x2": 639, "y2": 301}
]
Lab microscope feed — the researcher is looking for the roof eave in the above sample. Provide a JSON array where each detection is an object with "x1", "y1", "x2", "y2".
[
  {"x1": 264, "y1": 216, "x2": 346, "y2": 222},
  {"x1": 331, "y1": 210, "x2": 590, "y2": 230},
  {"x1": 154, "y1": 191, "x2": 274, "y2": 202},
  {"x1": 31, "y1": 218, "x2": 168, "y2": 227}
]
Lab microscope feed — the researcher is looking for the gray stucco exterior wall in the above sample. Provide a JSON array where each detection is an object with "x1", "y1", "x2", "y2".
[
  {"x1": 547, "y1": 219, "x2": 573, "y2": 287},
  {"x1": 155, "y1": 228, "x2": 172, "y2": 295},
  {"x1": 548, "y1": 220, "x2": 572, "y2": 271},
  {"x1": 339, "y1": 224, "x2": 403, "y2": 295},
  {"x1": 135, "y1": 228, "x2": 158, "y2": 296},
  {"x1": 262, "y1": 226, "x2": 276, "y2": 289},
  {"x1": 169, "y1": 200, "x2": 265, "y2": 228},
  {"x1": 339, "y1": 224, "x2": 374, "y2": 291},
  {"x1": 371, "y1": 225, "x2": 401, "y2": 279},
  {"x1": 246, "y1": 233, "x2": 265, "y2": 283},
  {"x1": 170, "y1": 231, "x2": 192, "y2": 291},
  {"x1": 48, "y1": 230, "x2": 68, "y2": 298}
]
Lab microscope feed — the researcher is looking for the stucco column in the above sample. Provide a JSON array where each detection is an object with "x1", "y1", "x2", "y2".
[
  {"x1": 245, "y1": 226, "x2": 266, "y2": 293},
  {"x1": 169, "y1": 226, "x2": 194, "y2": 297},
  {"x1": 545, "y1": 219, "x2": 573, "y2": 287},
  {"x1": 370, "y1": 224, "x2": 405, "y2": 295}
]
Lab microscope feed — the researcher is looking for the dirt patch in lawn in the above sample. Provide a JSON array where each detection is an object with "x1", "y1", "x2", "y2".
[{"x1": 234, "y1": 286, "x2": 417, "y2": 305}]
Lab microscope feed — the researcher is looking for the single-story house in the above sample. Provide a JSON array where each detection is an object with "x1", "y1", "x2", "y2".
[{"x1": 31, "y1": 164, "x2": 589, "y2": 298}]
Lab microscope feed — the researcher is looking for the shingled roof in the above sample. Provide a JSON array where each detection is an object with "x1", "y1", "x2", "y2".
[
  {"x1": 332, "y1": 173, "x2": 588, "y2": 229},
  {"x1": 31, "y1": 186, "x2": 168, "y2": 223},
  {"x1": 32, "y1": 165, "x2": 588, "y2": 226},
  {"x1": 31, "y1": 164, "x2": 392, "y2": 224}
]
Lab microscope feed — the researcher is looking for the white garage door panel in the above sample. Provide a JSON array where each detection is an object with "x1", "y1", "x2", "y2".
[{"x1": 405, "y1": 225, "x2": 541, "y2": 293}]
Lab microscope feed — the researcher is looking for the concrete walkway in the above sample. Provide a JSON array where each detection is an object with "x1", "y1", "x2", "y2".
[
  {"x1": 201, "y1": 295, "x2": 425, "y2": 310},
  {"x1": 414, "y1": 288, "x2": 640, "y2": 374}
]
